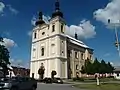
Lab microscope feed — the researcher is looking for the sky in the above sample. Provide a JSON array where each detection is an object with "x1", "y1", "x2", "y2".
[{"x1": 0, "y1": 0, "x2": 120, "y2": 68}]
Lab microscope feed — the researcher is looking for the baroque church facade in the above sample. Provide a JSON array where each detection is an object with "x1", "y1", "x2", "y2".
[{"x1": 30, "y1": 0, "x2": 93, "y2": 79}]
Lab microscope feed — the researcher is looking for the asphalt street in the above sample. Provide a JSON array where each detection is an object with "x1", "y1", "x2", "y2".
[{"x1": 37, "y1": 83, "x2": 81, "y2": 90}]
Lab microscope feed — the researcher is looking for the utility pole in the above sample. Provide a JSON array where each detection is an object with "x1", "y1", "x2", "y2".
[{"x1": 108, "y1": 19, "x2": 120, "y2": 58}]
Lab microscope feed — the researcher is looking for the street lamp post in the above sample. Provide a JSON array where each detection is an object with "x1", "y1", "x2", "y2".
[{"x1": 108, "y1": 19, "x2": 120, "y2": 58}]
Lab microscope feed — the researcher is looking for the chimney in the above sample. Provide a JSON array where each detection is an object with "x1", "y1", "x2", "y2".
[{"x1": 75, "y1": 33, "x2": 78, "y2": 39}]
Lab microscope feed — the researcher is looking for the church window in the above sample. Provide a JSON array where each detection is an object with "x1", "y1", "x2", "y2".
[
  {"x1": 61, "y1": 24, "x2": 64, "y2": 33},
  {"x1": 33, "y1": 47, "x2": 36, "y2": 58},
  {"x1": 62, "y1": 51, "x2": 64, "y2": 55},
  {"x1": 33, "y1": 48, "x2": 36, "y2": 51},
  {"x1": 42, "y1": 32, "x2": 45, "y2": 35},
  {"x1": 34, "y1": 32, "x2": 37, "y2": 39},
  {"x1": 76, "y1": 65, "x2": 79, "y2": 70},
  {"x1": 75, "y1": 52, "x2": 78, "y2": 58},
  {"x1": 52, "y1": 25, "x2": 55, "y2": 32},
  {"x1": 41, "y1": 47, "x2": 44, "y2": 56},
  {"x1": 81, "y1": 53, "x2": 84, "y2": 60}
]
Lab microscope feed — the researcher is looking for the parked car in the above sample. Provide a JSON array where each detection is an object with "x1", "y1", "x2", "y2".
[
  {"x1": 52, "y1": 78, "x2": 63, "y2": 84},
  {"x1": 0, "y1": 76, "x2": 37, "y2": 90},
  {"x1": 43, "y1": 77, "x2": 53, "y2": 83}
]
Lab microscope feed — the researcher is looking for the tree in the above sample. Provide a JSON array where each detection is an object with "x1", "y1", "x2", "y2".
[
  {"x1": 38, "y1": 65, "x2": 45, "y2": 80},
  {"x1": 81, "y1": 58, "x2": 94, "y2": 75},
  {"x1": 81, "y1": 58, "x2": 115, "y2": 76},
  {"x1": 106, "y1": 62, "x2": 114, "y2": 73},
  {"x1": 51, "y1": 70, "x2": 57, "y2": 79},
  {"x1": 0, "y1": 37, "x2": 10, "y2": 77},
  {"x1": 85, "y1": 59, "x2": 93, "y2": 74},
  {"x1": 99, "y1": 60, "x2": 107, "y2": 74},
  {"x1": 92, "y1": 58, "x2": 100, "y2": 74}
]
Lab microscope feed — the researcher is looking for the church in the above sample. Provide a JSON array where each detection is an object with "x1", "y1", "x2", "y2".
[{"x1": 30, "y1": 0, "x2": 93, "y2": 79}]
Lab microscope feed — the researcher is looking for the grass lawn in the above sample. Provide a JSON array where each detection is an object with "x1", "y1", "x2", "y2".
[
  {"x1": 74, "y1": 83, "x2": 120, "y2": 90},
  {"x1": 72, "y1": 77, "x2": 119, "y2": 82}
]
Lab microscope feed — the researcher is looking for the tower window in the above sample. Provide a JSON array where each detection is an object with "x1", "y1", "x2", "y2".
[
  {"x1": 52, "y1": 25, "x2": 55, "y2": 32},
  {"x1": 61, "y1": 24, "x2": 64, "y2": 33},
  {"x1": 34, "y1": 32, "x2": 37, "y2": 39},
  {"x1": 33, "y1": 48, "x2": 36, "y2": 51},
  {"x1": 62, "y1": 40, "x2": 64, "y2": 44},
  {"x1": 62, "y1": 51, "x2": 64, "y2": 55},
  {"x1": 33, "y1": 47, "x2": 36, "y2": 58},
  {"x1": 42, "y1": 32, "x2": 45, "y2": 35},
  {"x1": 41, "y1": 47, "x2": 44, "y2": 56}
]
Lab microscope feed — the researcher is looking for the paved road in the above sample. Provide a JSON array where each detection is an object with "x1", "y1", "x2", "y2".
[{"x1": 37, "y1": 83, "x2": 81, "y2": 90}]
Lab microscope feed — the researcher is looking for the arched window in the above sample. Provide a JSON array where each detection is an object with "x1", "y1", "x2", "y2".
[
  {"x1": 34, "y1": 32, "x2": 37, "y2": 39},
  {"x1": 75, "y1": 52, "x2": 78, "y2": 58},
  {"x1": 76, "y1": 65, "x2": 79, "y2": 70},
  {"x1": 90, "y1": 55, "x2": 92, "y2": 60},
  {"x1": 61, "y1": 24, "x2": 64, "y2": 33},
  {"x1": 52, "y1": 25, "x2": 55, "y2": 32},
  {"x1": 41, "y1": 47, "x2": 44, "y2": 56},
  {"x1": 81, "y1": 53, "x2": 84, "y2": 60}
]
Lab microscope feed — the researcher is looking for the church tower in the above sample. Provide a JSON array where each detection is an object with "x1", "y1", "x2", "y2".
[
  {"x1": 49, "y1": 0, "x2": 66, "y2": 35},
  {"x1": 48, "y1": 0, "x2": 68, "y2": 78},
  {"x1": 30, "y1": 0, "x2": 68, "y2": 79}
]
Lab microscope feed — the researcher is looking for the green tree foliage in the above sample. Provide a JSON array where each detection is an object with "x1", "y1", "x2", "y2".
[
  {"x1": 81, "y1": 58, "x2": 114, "y2": 75},
  {"x1": 51, "y1": 70, "x2": 57, "y2": 79},
  {"x1": 99, "y1": 60, "x2": 108, "y2": 74},
  {"x1": 107, "y1": 62, "x2": 114, "y2": 73},
  {"x1": 38, "y1": 67, "x2": 45, "y2": 79},
  {"x1": 0, "y1": 37, "x2": 10, "y2": 77},
  {"x1": 92, "y1": 58, "x2": 100, "y2": 74}
]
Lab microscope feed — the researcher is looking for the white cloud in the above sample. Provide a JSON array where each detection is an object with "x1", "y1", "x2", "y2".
[
  {"x1": 0, "y1": 2, "x2": 18, "y2": 16},
  {"x1": 65, "y1": 20, "x2": 96, "y2": 39},
  {"x1": 29, "y1": 14, "x2": 51, "y2": 36},
  {"x1": 0, "y1": 2, "x2": 5, "y2": 14},
  {"x1": 104, "y1": 53, "x2": 111, "y2": 57},
  {"x1": 30, "y1": 15, "x2": 96, "y2": 39},
  {"x1": 94, "y1": 0, "x2": 120, "y2": 27},
  {"x1": 0, "y1": 38, "x2": 17, "y2": 48},
  {"x1": 31, "y1": 16, "x2": 37, "y2": 26},
  {"x1": 10, "y1": 59, "x2": 30, "y2": 69},
  {"x1": 111, "y1": 61, "x2": 120, "y2": 66},
  {"x1": 43, "y1": 15, "x2": 51, "y2": 24},
  {"x1": 27, "y1": 30, "x2": 32, "y2": 36},
  {"x1": 7, "y1": 5, "x2": 18, "y2": 14}
]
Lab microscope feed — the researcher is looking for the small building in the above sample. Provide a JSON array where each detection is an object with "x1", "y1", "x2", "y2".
[
  {"x1": 11, "y1": 66, "x2": 30, "y2": 76},
  {"x1": 113, "y1": 67, "x2": 120, "y2": 79}
]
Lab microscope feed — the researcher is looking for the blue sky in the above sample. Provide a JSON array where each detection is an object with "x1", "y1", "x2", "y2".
[{"x1": 0, "y1": 0, "x2": 120, "y2": 68}]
